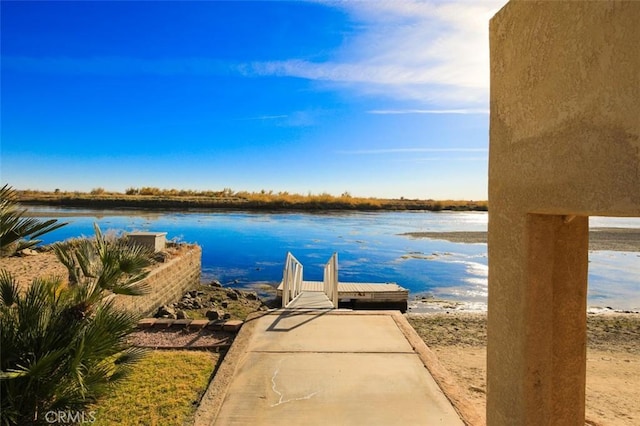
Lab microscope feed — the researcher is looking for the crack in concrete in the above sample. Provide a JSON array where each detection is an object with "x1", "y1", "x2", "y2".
[{"x1": 270, "y1": 359, "x2": 318, "y2": 407}]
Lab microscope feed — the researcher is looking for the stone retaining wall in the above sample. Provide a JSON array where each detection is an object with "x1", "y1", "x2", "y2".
[{"x1": 113, "y1": 244, "x2": 202, "y2": 316}]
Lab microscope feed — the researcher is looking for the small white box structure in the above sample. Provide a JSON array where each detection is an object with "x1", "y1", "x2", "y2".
[{"x1": 127, "y1": 232, "x2": 167, "y2": 252}]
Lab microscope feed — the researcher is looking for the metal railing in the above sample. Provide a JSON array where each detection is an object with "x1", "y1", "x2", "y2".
[
  {"x1": 282, "y1": 252, "x2": 304, "y2": 307},
  {"x1": 323, "y1": 252, "x2": 339, "y2": 308}
]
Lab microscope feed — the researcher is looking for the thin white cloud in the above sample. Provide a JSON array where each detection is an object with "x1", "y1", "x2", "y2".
[
  {"x1": 239, "y1": 110, "x2": 325, "y2": 127},
  {"x1": 3, "y1": 1, "x2": 508, "y2": 108},
  {"x1": 396, "y1": 156, "x2": 488, "y2": 162},
  {"x1": 245, "y1": 0, "x2": 507, "y2": 107},
  {"x1": 337, "y1": 148, "x2": 488, "y2": 155},
  {"x1": 367, "y1": 109, "x2": 489, "y2": 115}
]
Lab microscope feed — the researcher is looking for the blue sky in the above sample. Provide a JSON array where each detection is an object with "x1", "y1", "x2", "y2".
[{"x1": 1, "y1": 0, "x2": 506, "y2": 200}]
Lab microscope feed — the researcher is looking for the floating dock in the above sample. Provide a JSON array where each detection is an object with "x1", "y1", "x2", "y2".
[{"x1": 276, "y1": 281, "x2": 408, "y2": 304}]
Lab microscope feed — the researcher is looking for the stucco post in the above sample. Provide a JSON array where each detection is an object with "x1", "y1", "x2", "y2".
[
  {"x1": 488, "y1": 1, "x2": 640, "y2": 425},
  {"x1": 488, "y1": 213, "x2": 588, "y2": 424}
]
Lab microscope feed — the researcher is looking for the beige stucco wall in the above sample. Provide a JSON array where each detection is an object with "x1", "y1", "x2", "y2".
[
  {"x1": 490, "y1": 0, "x2": 639, "y2": 217},
  {"x1": 488, "y1": 1, "x2": 639, "y2": 425}
]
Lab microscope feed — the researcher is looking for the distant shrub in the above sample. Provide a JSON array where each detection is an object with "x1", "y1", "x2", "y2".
[
  {"x1": 431, "y1": 201, "x2": 444, "y2": 211},
  {"x1": 139, "y1": 187, "x2": 161, "y2": 196}
]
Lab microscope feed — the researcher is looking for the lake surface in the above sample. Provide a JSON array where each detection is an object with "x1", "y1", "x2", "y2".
[{"x1": 27, "y1": 207, "x2": 640, "y2": 311}]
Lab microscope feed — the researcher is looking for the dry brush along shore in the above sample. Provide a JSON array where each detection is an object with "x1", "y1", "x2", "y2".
[{"x1": 16, "y1": 189, "x2": 488, "y2": 212}]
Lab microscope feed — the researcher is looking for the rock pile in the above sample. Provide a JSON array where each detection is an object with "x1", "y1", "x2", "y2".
[{"x1": 153, "y1": 280, "x2": 269, "y2": 320}]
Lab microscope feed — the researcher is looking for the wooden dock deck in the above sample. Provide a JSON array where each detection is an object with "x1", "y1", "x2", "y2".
[
  {"x1": 277, "y1": 281, "x2": 408, "y2": 304},
  {"x1": 284, "y1": 290, "x2": 334, "y2": 309},
  {"x1": 278, "y1": 252, "x2": 409, "y2": 311}
]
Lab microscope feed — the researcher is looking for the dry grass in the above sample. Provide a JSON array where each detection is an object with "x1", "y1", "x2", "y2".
[
  {"x1": 91, "y1": 350, "x2": 219, "y2": 426},
  {"x1": 16, "y1": 188, "x2": 488, "y2": 211}
]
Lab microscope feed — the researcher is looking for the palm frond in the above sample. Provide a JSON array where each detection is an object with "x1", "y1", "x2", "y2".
[
  {"x1": 3, "y1": 348, "x2": 67, "y2": 382},
  {"x1": 0, "y1": 185, "x2": 67, "y2": 257},
  {"x1": 1, "y1": 266, "x2": 148, "y2": 422},
  {"x1": 0, "y1": 270, "x2": 19, "y2": 307},
  {"x1": 107, "y1": 347, "x2": 149, "y2": 383},
  {"x1": 75, "y1": 238, "x2": 100, "y2": 279},
  {"x1": 109, "y1": 280, "x2": 151, "y2": 296},
  {"x1": 1, "y1": 217, "x2": 155, "y2": 424}
]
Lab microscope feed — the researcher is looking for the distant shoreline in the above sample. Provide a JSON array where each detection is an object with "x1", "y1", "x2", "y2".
[
  {"x1": 16, "y1": 191, "x2": 488, "y2": 212},
  {"x1": 402, "y1": 228, "x2": 640, "y2": 252}
]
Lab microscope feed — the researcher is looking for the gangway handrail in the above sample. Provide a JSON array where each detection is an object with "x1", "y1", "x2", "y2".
[
  {"x1": 323, "y1": 252, "x2": 339, "y2": 308},
  {"x1": 282, "y1": 252, "x2": 304, "y2": 307}
]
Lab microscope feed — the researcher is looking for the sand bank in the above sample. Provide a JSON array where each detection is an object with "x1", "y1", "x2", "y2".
[
  {"x1": 407, "y1": 312, "x2": 640, "y2": 426},
  {"x1": 402, "y1": 227, "x2": 640, "y2": 252}
]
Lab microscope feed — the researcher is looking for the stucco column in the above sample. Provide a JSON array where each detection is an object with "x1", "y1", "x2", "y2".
[
  {"x1": 488, "y1": 1, "x2": 640, "y2": 424},
  {"x1": 487, "y1": 214, "x2": 588, "y2": 424}
]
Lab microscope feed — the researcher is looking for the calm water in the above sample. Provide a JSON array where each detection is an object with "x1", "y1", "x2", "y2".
[{"x1": 27, "y1": 207, "x2": 640, "y2": 311}]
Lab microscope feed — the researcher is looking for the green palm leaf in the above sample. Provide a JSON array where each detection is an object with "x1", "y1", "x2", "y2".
[
  {"x1": 0, "y1": 184, "x2": 67, "y2": 256},
  {"x1": 0, "y1": 270, "x2": 19, "y2": 307},
  {"x1": 2, "y1": 220, "x2": 154, "y2": 425}
]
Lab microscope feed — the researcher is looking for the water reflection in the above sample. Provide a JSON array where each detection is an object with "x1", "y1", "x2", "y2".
[{"x1": 26, "y1": 208, "x2": 640, "y2": 311}]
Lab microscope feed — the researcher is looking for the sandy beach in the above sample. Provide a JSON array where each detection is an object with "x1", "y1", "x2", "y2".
[
  {"x1": 407, "y1": 312, "x2": 640, "y2": 426},
  {"x1": 0, "y1": 250, "x2": 67, "y2": 289},
  {"x1": 402, "y1": 227, "x2": 640, "y2": 252},
  {"x1": 0, "y1": 244, "x2": 186, "y2": 291},
  {"x1": 402, "y1": 228, "x2": 640, "y2": 424}
]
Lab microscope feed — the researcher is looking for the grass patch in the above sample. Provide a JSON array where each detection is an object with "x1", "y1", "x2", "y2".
[
  {"x1": 91, "y1": 350, "x2": 219, "y2": 426},
  {"x1": 223, "y1": 299, "x2": 261, "y2": 320}
]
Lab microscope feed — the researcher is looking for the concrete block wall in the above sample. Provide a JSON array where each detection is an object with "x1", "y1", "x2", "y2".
[{"x1": 113, "y1": 244, "x2": 202, "y2": 316}]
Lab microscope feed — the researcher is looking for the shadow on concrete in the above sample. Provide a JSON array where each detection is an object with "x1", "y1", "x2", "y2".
[{"x1": 265, "y1": 309, "x2": 332, "y2": 332}]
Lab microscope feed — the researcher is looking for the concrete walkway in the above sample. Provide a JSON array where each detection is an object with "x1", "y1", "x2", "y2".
[{"x1": 194, "y1": 310, "x2": 475, "y2": 426}]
